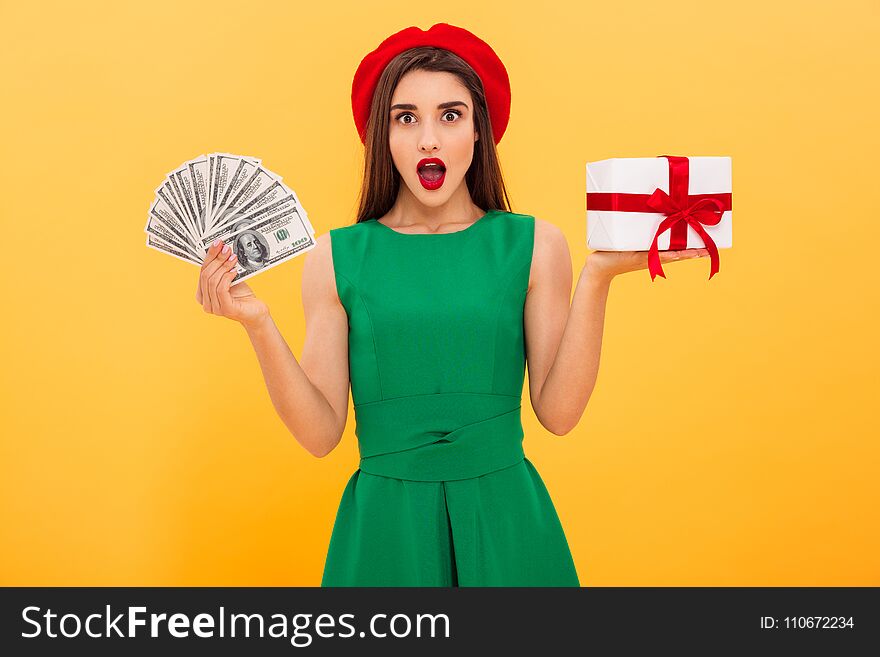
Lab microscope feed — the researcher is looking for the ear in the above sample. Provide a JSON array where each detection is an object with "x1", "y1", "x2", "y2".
[{"x1": 474, "y1": 131, "x2": 479, "y2": 143}]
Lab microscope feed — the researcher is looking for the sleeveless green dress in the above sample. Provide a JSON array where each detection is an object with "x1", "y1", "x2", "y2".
[{"x1": 322, "y1": 209, "x2": 580, "y2": 587}]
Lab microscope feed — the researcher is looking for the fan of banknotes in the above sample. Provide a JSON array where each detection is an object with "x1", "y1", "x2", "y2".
[{"x1": 145, "y1": 152, "x2": 316, "y2": 285}]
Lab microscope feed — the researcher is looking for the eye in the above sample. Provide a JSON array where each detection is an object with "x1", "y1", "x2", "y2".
[{"x1": 393, "y1": 110, "x2": 463, "y2": 125}]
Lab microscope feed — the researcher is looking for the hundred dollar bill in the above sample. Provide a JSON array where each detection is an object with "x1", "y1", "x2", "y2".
[
  {"x1": 213, "y1": 179, "x2": 314, "y2": 238},
  {"x1": 209, "y1": 163, "x2": 283, "y2": 230},
  {"x1": 206, "y1": 153, "x2": 261, "y2": 233},
  {"x1": 167, "y1": 165, "x2": 203, "y2": 245},
  {"x1": 201, "y1": 190, "x2": 305, "y2": 249},
  {"x1": 208, "y1": 157, "x2": 261, "y2": 229},
  {"x1": 145, "y1": 192, "x2": 204, "y2": 255},
  {"x1": 144, "y1": 201, "x2": 205, "y2": 262},
  {"x1": 147, "y1": 153, "x2": 315, "y2": 281},
  {"x1": 225, "y1": 205, "x2": 316, "y2": 286},
  {"x1": 146, "y1": 233, "x2": 201, "y2": 266},
  {"x1": 209, "y1": 174, "x2": 310, "y2": 233},
  {"x1": 154, "y1": 178, "x2": 201, "y2": 247},
  {"x1": 184, "y1": 154, "x2": 210, "y2": 236}
]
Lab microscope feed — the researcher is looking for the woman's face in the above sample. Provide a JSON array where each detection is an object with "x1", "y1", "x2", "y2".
[{"x1": 388, "y1": 69, "x2": 479, "y2": 207}]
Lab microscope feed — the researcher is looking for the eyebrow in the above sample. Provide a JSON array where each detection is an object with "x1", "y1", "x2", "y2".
[{"x1": 390, "y1": 101, "x2": 469, "y2": 111}]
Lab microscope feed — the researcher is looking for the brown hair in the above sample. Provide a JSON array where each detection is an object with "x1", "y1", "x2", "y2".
[{"x1": 354, "y1": 47, "x2": 513, "y2": 224}]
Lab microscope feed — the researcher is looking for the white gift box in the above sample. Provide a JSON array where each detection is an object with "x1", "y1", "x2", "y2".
[{"x1": 586, "y1": 156, "x2": 732, "y2": 251}]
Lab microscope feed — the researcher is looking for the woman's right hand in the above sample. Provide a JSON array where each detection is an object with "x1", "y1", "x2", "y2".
[{"x1": 196, "y1": 239, "x2": 270, "y2": 328}]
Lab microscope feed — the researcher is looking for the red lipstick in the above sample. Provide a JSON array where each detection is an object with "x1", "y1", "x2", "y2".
[{"x1": 417, "y1": 157, "x2": 446, "y2": 190}]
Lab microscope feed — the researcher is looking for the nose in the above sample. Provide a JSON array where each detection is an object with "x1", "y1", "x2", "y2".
[{"x1": 418, "y1": 122, "x2": 440, "y2": 153}]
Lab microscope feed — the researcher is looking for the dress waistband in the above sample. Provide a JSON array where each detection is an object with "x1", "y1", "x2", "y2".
[{"x1": 354, "y1": 392, "x2": 525, "y2": 482}]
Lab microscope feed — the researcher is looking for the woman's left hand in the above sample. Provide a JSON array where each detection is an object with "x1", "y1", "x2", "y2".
[{"x1": 584, "y1": 248, "x2": 710, "y2": 283}]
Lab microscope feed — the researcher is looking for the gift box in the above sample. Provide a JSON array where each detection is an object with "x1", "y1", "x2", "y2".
[{"x1": 586, "y1": 155, "x2": 732, "y2": 280}]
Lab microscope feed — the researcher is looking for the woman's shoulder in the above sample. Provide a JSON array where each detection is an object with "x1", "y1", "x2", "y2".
[
  {"x1": 531, "y1": 215, "x2": 565, "y2": 245},
  {"x1": 494, "y1": 209, "x2": 533, "y2": 225},
  {"x1": 328, "y1": 219, "x2": 376, "y2": 253},
  {"x1": 495, "y1": 210, "x2": 562, "y2": 239},
  {"x1": 528, "y1": 215, "x2": 570, "y2": 290},
  {"x1": 329, "y1": 219, "x2": 374, "y2": 234},
  {"x1": 494, "y1": 211, "x2": 564, "y2": 250},
  {"x1": 327, "y1": 220, "x2": 375, "y2": 252}
]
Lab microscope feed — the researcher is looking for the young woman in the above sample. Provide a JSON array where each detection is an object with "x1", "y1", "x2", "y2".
[{"x1": 194, "y1": 23, "x2": 709, "y2": 586}]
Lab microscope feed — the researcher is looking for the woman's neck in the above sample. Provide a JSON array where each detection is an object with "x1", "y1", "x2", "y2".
[{"x1": 383, "y1": 187, "x2": 484, "y2": 231}]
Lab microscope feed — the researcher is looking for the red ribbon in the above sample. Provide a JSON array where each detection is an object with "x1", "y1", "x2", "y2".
[{"x1": 586, "y1": 155, "x2": 732, "y2": 281}]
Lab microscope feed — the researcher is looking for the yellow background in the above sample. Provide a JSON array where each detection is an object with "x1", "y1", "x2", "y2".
[{"x1": 1, "y1": 0, "x2": 877, "y2": 586}]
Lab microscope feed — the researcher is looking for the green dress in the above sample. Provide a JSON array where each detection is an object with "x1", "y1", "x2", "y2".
[{"x1": 321, "y1": 209, "x2": 580, "y2": 587}]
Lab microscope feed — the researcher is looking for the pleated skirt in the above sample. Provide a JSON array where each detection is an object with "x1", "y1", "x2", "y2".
[{"x1": 320, "y1": 457, "x2": 580, "y2": 587}]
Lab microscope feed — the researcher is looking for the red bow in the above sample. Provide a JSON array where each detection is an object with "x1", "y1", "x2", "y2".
[
  {"x1": 644, "y1": 186, "x2": 724, "y2": 281},
  {"x1": 587, "y1": 155, "x2": 731, "y2": 281}
]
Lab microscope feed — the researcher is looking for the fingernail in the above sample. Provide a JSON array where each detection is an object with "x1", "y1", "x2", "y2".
[
  {"x1": 228, "y1": 252, "x2": 235, "y2": 261},
  {"x1": 222, "y1": 244, "x2": 230, "y2": 254},
  {"x1": 212, "y1": 239, "x2": 219, "y2": 247}
]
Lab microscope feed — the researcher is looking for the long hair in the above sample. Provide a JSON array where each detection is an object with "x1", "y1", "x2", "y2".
[{"x1": 354, "y1": 47, "x2": 513, "y2": 224}]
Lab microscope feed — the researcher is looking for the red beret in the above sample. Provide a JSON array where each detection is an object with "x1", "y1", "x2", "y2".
[{"x1": 351, "y1": 23, "x2": 511, "y2": 145}]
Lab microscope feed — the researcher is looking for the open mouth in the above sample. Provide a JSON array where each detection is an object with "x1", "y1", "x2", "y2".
[{"x1": 417, "y1": 158, "x2": 446, "y2": 189}]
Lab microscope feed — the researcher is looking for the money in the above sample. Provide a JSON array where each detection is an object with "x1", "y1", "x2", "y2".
[{"x1": 145, "y1": 153, "x2": 315, "y2": 285}]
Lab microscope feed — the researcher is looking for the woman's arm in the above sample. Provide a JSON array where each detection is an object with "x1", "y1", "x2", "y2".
[
  {"x1": 524, "y1": 219, "x2": 610, "y2": 435},
  {"x1": 524, "y1": 219, "x2": 709, "y2": 435},
  {"x1": 241, "y1": 233, "x2": 350, "y2": 457}
]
